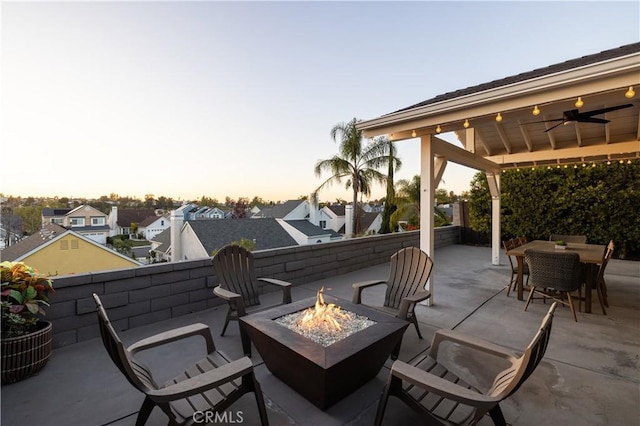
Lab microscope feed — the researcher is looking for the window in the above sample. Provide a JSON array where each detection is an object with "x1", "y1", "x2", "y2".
[
  {"x1": 60, "y1": 240, "x2": 69, "y2": 250},
  {"x1": 69, "y1": 217, "x2": 85, "y2": 227},
  {"x1": 70, "y1": 239, "x2": 79, "y2": 249},
  {"x1": 319, "y1": 220, "x2": 326, "y2": 229},
  {"x1": 161, "y1": 220, "x2": 164, "y2": 226},
  {"x1": 51, "y1": 218, "x2": 64, "y2": 225},
  {"x1": 91, "y1": 217, "x2": 105, "y2": 226}
]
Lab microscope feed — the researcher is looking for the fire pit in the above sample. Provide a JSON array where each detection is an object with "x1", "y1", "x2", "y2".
[{"x1": 240, "y1": 291, "x2": 409, "y2": 409}]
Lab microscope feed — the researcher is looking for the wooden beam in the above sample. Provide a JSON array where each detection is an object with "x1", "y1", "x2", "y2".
[
  {"x1": 486, "y1": 140, "x2": 640, "y2": 164},
  {"x1": 495, "y1": 122, "x2": 512, "y2": 154},
  {"x1": 518, "y1": 120, "x2": 533, "y2": 152},
  {"x1": 431, "y1": 136, "x2": 501, "y2": 172},
  {"x1": 574, "y1": 122, "x2": 583, "y2": 147}
]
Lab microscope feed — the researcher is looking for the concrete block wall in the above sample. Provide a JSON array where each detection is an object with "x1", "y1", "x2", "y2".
[{"x1": 47, "y1": 227, "x2": 459, "y2": 348}]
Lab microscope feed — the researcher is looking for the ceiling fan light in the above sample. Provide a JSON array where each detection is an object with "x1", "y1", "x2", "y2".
[
  {"x1": 575, "y1": 97, "x2": 584, "y2": 108},
  {"x1": 532, "y1": 105, "x2": 540, "y2": 116},
  {"x1": 625, "y1": 86, "x2": 635, "y2": 98}
]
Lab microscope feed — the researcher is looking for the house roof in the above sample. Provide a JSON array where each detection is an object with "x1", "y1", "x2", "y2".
[
  {"x1": 254, "y1": 200, "x2": 303, "y2": 219},
  {"x1": 357, "y1": 42, "x2": 640, "y2": 171},
  {"x1": 326, "y1": 205, "x2": 345, "y2": 216},
  {"x1": 139, "y1": 214, "x2": 167, "y2": 227},
  {"x1": 41, "y1": 208, "x2": 72, "y2": 217},
  {"x1": 284, "y1": 220, "x2": 341, "y2": 238},
  {"x1": 0, "y1": 223, "x2": 67, "y2": 261},
  {"x1": 116, "y1": 209, "x2": 157, "y2": 227},
  {"x1": 186, "y1": 218, "x2": 298, "y2": 254},
  {"x1": 359, "y1": 211, "x2": 380, "y2": 231},
  {"x1": 394, "y1": 43, "x2": 640, "y2": 114},
  {"x1": 149, "y1": 228, "x2": 171, "y2": 253}
]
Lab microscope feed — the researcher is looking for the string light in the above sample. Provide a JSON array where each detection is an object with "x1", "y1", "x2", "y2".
[
  {"x1": 411, "y1": 130, "x2": 416, "y2": 138},
  {"x1": 532, "y1": 105, "x2": 540, "y2": 116},
  {"x1": 496, "y1": 113, "x2": 503, "y2": 122},
  {"x1": 575, "y1": 97, "x2": 584, "y2": 108},
  {"x1": 463, "y1": 119, "x2": 470, "y2": 128},
  {"x1": 628, "y1": 160, "x2": 633, "y2": 164},
  {"x1": 436, "y1": 124, "x2": 442, "y2": 133},
  {"x1": 625, "y1": 86, "x2": 636, "y2": 98}
]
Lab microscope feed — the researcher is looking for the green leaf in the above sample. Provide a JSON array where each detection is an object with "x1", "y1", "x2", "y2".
[
  {"x1": 8, "y1": 289, "x2": 23, "y2": 304},
  {"x1": 24, "y1": 285, "x2": 37, "y2": 301},
  {"x1": 25, "y1": 302, "x2": 39, "y2": 315}
]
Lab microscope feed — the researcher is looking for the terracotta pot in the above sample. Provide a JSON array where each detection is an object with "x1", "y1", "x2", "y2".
[{"x1": 1, "y1": 321, "x2": 53, "y2": 384}]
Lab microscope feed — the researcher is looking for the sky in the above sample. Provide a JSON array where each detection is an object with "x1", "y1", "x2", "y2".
[{"x1": 2, "y1": 1, "x2": 639, "y2": 204}]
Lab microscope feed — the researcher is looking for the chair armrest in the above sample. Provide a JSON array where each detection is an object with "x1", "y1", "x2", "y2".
[
  {"x1": 213, "y1": 285, "x2": 247, "y2": 316},
  {"x1": 398, "y1": 290, "x2": 431, "y2": 319},
  {"x1": 429, "y1": 329, "x2": 518, "y2": 363},
  {"x1": 148, "y1": 357, "x2": 254, "y2": 403},
  {"x1": 351, "y1": 280, "x2": 387, "y2": 304},
  {"x1": 128, "y1": 323, "x2": 215, "y2": 355},
  {"x1": 390, "y1": 360, "x2": 499, "y2": 409},
  {"x1": 258, "y1": 277, "x2": 292, "y2": 303}
]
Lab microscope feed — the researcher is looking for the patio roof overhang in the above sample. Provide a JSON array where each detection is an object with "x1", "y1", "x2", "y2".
[
  {"x1": 356, "y1": 42, "x2": 640, "y2": 280},
  {"x1": 357, "y1": 43, "x2": 640, "y2": 171}
]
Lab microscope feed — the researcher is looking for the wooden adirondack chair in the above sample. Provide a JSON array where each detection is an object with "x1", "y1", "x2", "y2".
[
  {"x1": 352, "y1": 247, "x2": 433, "y2": 339},
  {"x1": 93, "y1": 294, "x2": 269, "y2": 426},
  {"x1": 375, "y1": 302, "x2": 557, "y2": 426}
]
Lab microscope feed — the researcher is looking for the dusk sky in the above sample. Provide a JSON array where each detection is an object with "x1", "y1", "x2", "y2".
[{"x1": 2, "y1": 1, "x2": 639, "y2": 204}]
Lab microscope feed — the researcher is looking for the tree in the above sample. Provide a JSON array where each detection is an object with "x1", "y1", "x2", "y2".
[
  {"x1": 380, "y1": 141, "x2": 399, "y2": 234},
  {"x1": 315, "y1": 118, "x2": 400, "y2": 237},
  {"x1": 391, "y1": 175, "x2": 450, "y2": 230}
]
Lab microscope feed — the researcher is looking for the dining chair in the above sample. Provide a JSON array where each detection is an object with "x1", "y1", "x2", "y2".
[
  {"x1": 502, "y1": 238, "x2": 528, "y2": 297},
  {"x1": 549, "y1": 234, "x2": 587, "y2": 244},
  {"x1": 352, "y1": 247, "x2": 433, "y2": 339},
  {"x1": 93, "y1": 294, "x2": 270, "y2": 426},
  {"x1": 592, "y1": 240, "x2": 615, "y2": 315},
  {"x1": 375, "y1": 302, "x2": 558, "y2": 426},
  {"x1": 524, "y1": 249, "x2": 583, "y2": 321}
]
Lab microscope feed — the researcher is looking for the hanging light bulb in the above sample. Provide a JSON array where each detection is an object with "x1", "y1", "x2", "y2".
[
  {"x1": 606, "y1": 160, "x2": 611, "y2": 165},
  {"x1": 582, "y1": 163, "x2": 586, "y2": 168},
  {"x1": 619, "y1": 159, "x2": 624, "y2": 164},
  {"x1": 575, "y1": 97, "x2": 584, "y2": 108},
  {"x1": 592, "y1": 163, "x2": 596, "y2": 167},
  {"x1": 625, "y1": 86, "x2": 636, "y2": 98},
  {"x1": 495, "y1": 113, "x2": 503, "y2": 122},
  {"x1": 532, "y1": 105, "x2": 540, "y2": 116},
  {"x1": 574, "y1": 164, "x2": 578, "y2": 169},
  {"x1": 411, "y1": 130, "x2": 416, "y2": 138},
  {"x1": 628, "y1": 160, "x2": 632, "y2": 164},
  {"x1": 547, "y1": 166, "x2": 552, "y2": 170},
  {"x1": 436, "y1": 124, "x2": 442, "y2": 133},
  {"x1": 463, "y1": 119, "x2": 470, "y2": 128}
]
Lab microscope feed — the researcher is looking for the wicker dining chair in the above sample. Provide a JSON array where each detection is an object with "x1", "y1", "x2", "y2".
[
  {"x1": 375, "y1": 302, "x2": 558, "y2": 426},
  {"x1": 549, "y1": 234, "x2": 587, "y2": 244},
  {"x1": 93, "y1": 294, "x2": 269, "y2": 426},
  {"x1": 524, "y1": 249, "x2": 583, "y2": 321}
]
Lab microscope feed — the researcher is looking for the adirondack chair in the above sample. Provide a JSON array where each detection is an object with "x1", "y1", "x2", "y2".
[
  {"x1": 212, "y1": 245, "x2": 292, "y2": 355},
  {"x1": 93, "y1": 294, "x2": 269, "y2": 426},
  {"x1": 375, "y1": 302, "x2": 558, "y2": 426},
  {"x1": 352, "y1": 247, "x2": 433, "y2": 339}
]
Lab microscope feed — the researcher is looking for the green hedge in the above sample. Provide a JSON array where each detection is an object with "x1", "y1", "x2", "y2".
[{"x1": 468, "y1": 161, "x2": 640, "y2": 259}]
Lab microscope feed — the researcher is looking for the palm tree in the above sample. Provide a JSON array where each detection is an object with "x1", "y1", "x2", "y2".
[
  {"x1": 380, "y1": 141, "x2": 399, "y2": 234},
  {"x1": 391, "y1": 175, "x2": 450, "y2": 231},
  {"x1": 315, "y1": 118, "x2": 401, "y2": 237}
]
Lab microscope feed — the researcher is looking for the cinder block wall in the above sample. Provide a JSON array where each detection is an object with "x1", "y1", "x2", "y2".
[{"x1": 48, "y1": 227, "x2": 460, "y2": 347}]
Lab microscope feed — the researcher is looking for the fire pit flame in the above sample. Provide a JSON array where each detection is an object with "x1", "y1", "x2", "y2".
[{"x1": 299, "y1": 287, "x2": 348, "y2": 331}]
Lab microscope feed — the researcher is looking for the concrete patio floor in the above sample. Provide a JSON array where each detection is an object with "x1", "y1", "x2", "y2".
[{"x1": 2, "y1": 244, "x2": 639, "y2": 426}]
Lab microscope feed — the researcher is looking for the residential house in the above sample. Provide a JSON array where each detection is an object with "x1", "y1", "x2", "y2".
[
  {"x1": 0, "y1": 223, "x2": 141, "y2": 275},
  {"x1": 251, "y1": 199, "x2": 309, "y2": 220},
  {"x1": 318, "y1": 205, "x2": 346, "y2": 233},
  {"x1": 198, "y1": 207, "x2": 226, "y2": 219},
  {"x1": 108, "y1": 206, "x2": 157, "y2": 237},
  {"x1": 63, "y1": 205, "x2": 110, "y2": 244},
  {"x1": 358, "y1": 211, "x2": 383, "y2": 235},
  {"x1": 41, "y1": 208, "x2": 72, "y2": 227},
  {"x1": 277, "y1": 220, "x2": 342, "y2": 245},
  {"x1": 138, "y1": 214, "x2": 170, "y2": 241}
]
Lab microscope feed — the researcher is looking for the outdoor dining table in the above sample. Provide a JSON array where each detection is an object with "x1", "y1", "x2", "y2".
[{"x1": 506, "y1": 240, "x2": 606, "y2": 313}]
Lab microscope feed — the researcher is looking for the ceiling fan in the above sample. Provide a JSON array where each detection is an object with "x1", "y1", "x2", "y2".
[{"x1": 533, "y1": 103, "x2": 633, "y2": 132}]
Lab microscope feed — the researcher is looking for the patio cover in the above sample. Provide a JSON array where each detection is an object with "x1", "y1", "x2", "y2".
[{"x1": 356, "y1": 43, "x2": 640, "y2": 299}]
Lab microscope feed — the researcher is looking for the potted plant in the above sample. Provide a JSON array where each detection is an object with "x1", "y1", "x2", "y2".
[
  {"x1": 1, "y1": 261, "x2": 55, "y2": 384},
  {"x1": 555, "y1": 240, "x2": 568, "y2": 250}
]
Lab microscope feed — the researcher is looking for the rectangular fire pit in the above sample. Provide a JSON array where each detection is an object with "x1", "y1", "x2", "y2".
[{"x1": 240, "y1": 295, "x2": 409, "y2": 410}]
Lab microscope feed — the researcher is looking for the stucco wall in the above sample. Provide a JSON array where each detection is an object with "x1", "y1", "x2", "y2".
[{"x1": 47, "y1": 227, "x2": 460, "y2": 348}]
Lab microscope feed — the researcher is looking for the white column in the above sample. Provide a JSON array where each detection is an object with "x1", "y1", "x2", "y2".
[
  {"x1": 420, "y1": 135, "x2": 435, "y2": 304},
  {"x1": 344, "y1": 204, "x2": 353, "y2": 239},
  {"x1": 487, "y1": 172, "x2": 501, "y2": 265},
  {"x1": 170, "y1": 208, "x2": 184, "y2": 262},
  {"x1": 309, "y1": 192, "x2": 319, "y2": 226}
]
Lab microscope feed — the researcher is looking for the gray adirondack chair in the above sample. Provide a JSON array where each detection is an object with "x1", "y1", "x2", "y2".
[
  {"x1": 93, "y1": 294, "x2": 269, "y2": 426},
  {"x1": 352, "y1": 247, "x2": 433, "y2": 339}
]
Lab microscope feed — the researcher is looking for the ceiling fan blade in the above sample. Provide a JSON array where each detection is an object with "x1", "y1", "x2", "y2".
[
  {"x1": 577, "y1": 117, "x2": 609, "y2": 124},
  {"x1": 529, "y1": 118, "x2": 564, "y2": 124},
  {"x1": 579, "y1": 103, "x2": 633, "y2": 118},
  {"x1": 544, "y1": 122, "x2": 565, "y2": 133}
]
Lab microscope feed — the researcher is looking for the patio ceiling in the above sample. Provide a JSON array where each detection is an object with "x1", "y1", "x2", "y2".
[{"x1": 357, "y1": 43, "x2": 640, "y2": 170}]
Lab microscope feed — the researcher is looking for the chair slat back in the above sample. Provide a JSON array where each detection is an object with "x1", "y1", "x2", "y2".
[
  {"x1": 212, "y1": 245, "x2": 261, "y2": 307},
  {"x1": 489, "y1": 302, "x2": 556, "y2": 399},
  {"x1": 525, "y1": 249, "x2": 581, "y2": 292},
  {"x1": 93, "y1": 294, "x2": 156, "y2": 392},
  {"x1": 385, "y1": 247, "x2": 433, "y2": 309},
  {"x1": 596, "y1": 240, "x2": 615, "y2": 284},
  {"x1": 503, "y1": 239, "x2": 517, "y2": 269}
]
